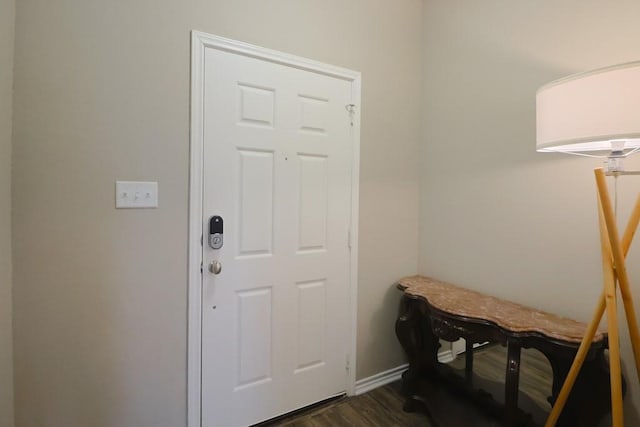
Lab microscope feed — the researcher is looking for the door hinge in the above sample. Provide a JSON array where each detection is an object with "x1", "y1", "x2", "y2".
[
  {"x1": 345, "y1": 104, "x2": 356, "y2": 126},
  {"x1": 347, "y1": 229, "x2": 352, "y2": 250},
  {"x1": 345, "y1": 353, "x2": 351, "y2": 372}
]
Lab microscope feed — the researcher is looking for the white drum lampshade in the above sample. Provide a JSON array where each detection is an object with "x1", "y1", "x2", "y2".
[{"x1": 536, "y1": 61, "x2": 640, "y2": 157}]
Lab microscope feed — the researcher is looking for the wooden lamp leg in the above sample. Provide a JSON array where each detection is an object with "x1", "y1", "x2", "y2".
[
  {"x1": 617, "y1": 193, "x2": 640, "y2": 382},
  {"x1": 600, "y1": 234, "x2": 624, "y2": 427},
  {"x1": 596, "y1": 171, "x2": 640, "y2": 363},
  {"x1": 593, "y1": 184, "x2": 622, "y2": 425},
  {"x1": 544, "y1": 200, "x2": 614, "y2": 427},
  {"x1": 544, "y1": 293, "x2": 605, "y2": 427}
]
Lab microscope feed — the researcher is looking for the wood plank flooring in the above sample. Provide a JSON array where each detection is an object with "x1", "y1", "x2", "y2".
[
  {"x1": 259, "y1": 381, "x2": 426, "y2": 427},
  {"x1": 259, "y1": 344, "x2": 553, "y2": 426}
]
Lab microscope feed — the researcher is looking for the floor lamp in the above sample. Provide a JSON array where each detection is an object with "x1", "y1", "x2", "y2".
[{"x1": 536, "y1": 61, "x2": 640, "y2": 426}]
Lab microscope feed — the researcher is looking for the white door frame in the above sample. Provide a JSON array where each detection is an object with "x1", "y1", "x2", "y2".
[{"x1": 187, "y1": 31, "x2": 361, "y2": 427}]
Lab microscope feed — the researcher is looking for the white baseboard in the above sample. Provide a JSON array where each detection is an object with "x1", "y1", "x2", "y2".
[
  {"x1": 437, "y1": 349, "x2": 455, "y2": 363},
  {"x1": 354, "y1": 363, "x2": 408, "y2": 395},
  {"x1": 353, "y1": 350, "x2": 456, "y2": 396}
]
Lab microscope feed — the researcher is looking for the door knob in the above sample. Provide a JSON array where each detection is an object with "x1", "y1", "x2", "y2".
[{"x1": 209, "y1": 260, "x2": 222, "y2": 275}]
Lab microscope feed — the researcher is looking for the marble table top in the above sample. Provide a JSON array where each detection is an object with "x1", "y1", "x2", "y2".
[{"x1": 397, "y1": 275, "x2": 605, "y2": 344}]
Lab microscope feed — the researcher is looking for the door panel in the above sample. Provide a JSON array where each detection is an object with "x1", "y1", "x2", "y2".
[
  {"x1": 295, "y1": 280, "x2": 326, "y2": 371},
  {"x1": 298, "y1": 154, "x2": 328, "y2": 251},
  {"x1": 237, "y1": 149, "x2": 274, "y2": 256},
  {"x1": 236, "y1": 287, "x2": 272, "y2": 388}
]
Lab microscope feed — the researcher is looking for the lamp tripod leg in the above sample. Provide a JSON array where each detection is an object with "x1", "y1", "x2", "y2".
[
  {"x1": 617, "y1": 194, "x2": 640, "y2": 382},
  {"x1": 595, "y1": 169, "x2": 630, "y2": 426},
  {"x1": 545, "y1": 198, "x2": 615, "y2": 427},
  {"x1": 544, "y1": 293, "x2": 605, "y2": 427},
  {"x1": 603, "y1": 269, "x2": 624, "y2": 427},
  {"x1": 618, "y1": 274, "x2": 640, "y2": 381}
]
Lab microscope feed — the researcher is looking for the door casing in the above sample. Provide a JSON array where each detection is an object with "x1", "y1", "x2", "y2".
[{"x1": 187, "y1": 31, "x2": 361, "y2": 427}]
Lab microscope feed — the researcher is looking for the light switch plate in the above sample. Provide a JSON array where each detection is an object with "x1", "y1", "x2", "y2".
[{"x1": 115, "y1": 181, "x2": 158, "y2": 209}]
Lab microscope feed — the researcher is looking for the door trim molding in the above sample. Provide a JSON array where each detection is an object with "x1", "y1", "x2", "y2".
[{"x1": 188, "y1": 31, "x2": 361, "y2": 427}]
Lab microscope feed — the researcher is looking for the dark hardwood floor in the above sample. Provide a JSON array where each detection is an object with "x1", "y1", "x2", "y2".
[
  {"x1": 259, "y1": 380, "x2": 426, "y2": 427},
  {"x1": 259, "y1": 344, "x2": 553, "y2": 426}
]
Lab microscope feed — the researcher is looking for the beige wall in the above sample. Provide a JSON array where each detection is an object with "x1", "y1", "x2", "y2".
[
  {"x1": 0, "y1": 0, "x2": 15, "y2": 425},
  {"x1": 12, "y1": 1, "x2": 422, "y2": 425},
  {"x1": 420, "y1": 0, "x2": 640, "y2": 423}
]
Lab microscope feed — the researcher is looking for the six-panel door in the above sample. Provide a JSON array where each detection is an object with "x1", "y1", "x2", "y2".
[{"x1": 201, "y1": 47, "x2": 354, "y2": 427}]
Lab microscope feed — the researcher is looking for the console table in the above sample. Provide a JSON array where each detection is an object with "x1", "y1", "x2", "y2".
[{"x1": 395, "y1": 275, "x2": 619, "y2": 426}]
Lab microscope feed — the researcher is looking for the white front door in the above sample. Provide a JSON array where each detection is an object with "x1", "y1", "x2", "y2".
[{"x1": 200, "y1": 40, "x2": 357, "y2": 427}]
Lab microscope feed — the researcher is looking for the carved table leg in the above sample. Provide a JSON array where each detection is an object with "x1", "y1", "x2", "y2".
[
  {"x1": 465, "y1": 339, "x2": 474, "y2": 382},
  {"x1": 505, "y1": 339, "x2": 522, "y2": 427},
  {"x1": 545, "y1": 347, "x2": 618, "y2": 426},
  {"x1": 395, "y1": 296, "x2": 440, "y2": 413}
]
